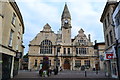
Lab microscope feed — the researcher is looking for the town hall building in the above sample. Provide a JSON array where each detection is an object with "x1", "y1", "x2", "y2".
[{"x1": 28, "y1": 4, "x2": 97, "y2": 71}]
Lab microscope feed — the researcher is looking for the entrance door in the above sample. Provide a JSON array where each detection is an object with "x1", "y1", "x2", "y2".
[{"x1": 64, "y1": 59, "x2": 70, "y2": 70}]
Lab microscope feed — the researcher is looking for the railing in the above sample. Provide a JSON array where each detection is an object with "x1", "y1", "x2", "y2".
[{"x1": 75, "y1": 54, "x2": 97, "y2": 57}]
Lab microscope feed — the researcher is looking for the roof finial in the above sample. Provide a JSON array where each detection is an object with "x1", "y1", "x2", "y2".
[{"x1": 65, "y1": 2, "x2": 67, "y2": 5}]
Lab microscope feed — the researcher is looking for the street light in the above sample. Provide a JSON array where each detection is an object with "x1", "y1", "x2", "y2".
[{"x1": 54, "y1": 44, "x2": 61, "y2": 75}]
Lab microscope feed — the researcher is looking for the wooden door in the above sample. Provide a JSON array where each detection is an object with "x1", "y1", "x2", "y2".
[{"x1": 64, "y1": 59, "x2": 70, "y2": 70}]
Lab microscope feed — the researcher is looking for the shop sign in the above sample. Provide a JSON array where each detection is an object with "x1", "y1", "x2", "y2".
[
  {"x1": 106, "y1": 53, "x2": 113, "y2": 59},
  {"x1": 16, "y1": 52, "x2": 22, "y2": 58},
  {"x1": 104, "y1": 52, "x2": 113, "y2": 60}
]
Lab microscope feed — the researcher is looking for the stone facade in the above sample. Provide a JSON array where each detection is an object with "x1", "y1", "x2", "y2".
[
  {"x1": 0, "y1": 0, "x2": 24, "y2": 79},
  {"x1": 100, "y1": 1, "x2": 118, "y2": 78},
  {"x1": 94, "y1": 42, "x2": 105, "y2": 70},
  {"x1": 28, "y1": 4, "x2": 97, "y2": 71},
  {"x1": 113, "y1": 1, "x2": 120, "y2": 79}
]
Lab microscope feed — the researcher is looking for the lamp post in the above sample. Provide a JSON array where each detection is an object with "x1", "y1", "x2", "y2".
[{"x1": 55, "y1": 44, "x2": 61, "y2": 75}]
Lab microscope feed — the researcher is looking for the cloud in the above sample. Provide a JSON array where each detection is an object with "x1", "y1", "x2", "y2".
[
  {"x1": 15, "y1": 0, "x2": 107, "y2": 2},
  {"x1": 16, "y1": 0, "x2": 106, "y2": 54}
]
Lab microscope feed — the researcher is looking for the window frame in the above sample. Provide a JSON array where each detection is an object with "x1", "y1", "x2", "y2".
[
  {"x1": 75, "y1": 60, "x2": 81, "y2": 67},
  {"x1": 11, "y1": 13, "x2": 16, "y2": 26},
  {"x1": 40, "y1": 40, "x2": 52, "y2": 54},
  {"x1": 64, "y1": 48, "x2": 66, "y2": 54},
  {"x1": 109, "y1": 30, "x2": 113, "y2": 44},
  {"x1": 84, "y1": 60, "x2": 90, "y2": 67},
  {"x1": 8, "y1": 29, "x2": 14, "y2": 47},
  {"x1": 68, "y1": 48, "x2": 70, "y2": 54}
]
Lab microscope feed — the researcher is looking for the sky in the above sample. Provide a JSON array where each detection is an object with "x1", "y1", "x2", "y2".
[{"x1": 15, "y1": 0, "x2": 108, "y2": 54}]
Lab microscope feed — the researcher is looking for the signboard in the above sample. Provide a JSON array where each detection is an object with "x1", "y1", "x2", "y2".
[
  {"x1": 16, "y1": 52, "x2": 22, "y2": 58},
  {"x1": 104, "y1": 52, "x2": 113, "y2": 60},
  {"x1": 106, "y1": 53, "x2": 113, "y2": 59}
]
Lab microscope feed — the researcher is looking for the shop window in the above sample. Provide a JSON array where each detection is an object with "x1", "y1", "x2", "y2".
[
  {"x1": 75, "y1": 60, "x2": 81, "y2": 67},
  {"x1": 84, "y1": 60, "x2": 90, "y2": 68}
]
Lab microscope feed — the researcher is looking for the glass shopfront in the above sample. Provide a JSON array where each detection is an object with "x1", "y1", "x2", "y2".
[{"x1": 2, "y1": 54, "x2": 12, "y2": 80}]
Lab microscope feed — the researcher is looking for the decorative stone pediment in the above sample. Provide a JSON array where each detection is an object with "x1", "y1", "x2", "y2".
[{"x1": 42, "y1": 23, "x2": 52, "y2": 32}]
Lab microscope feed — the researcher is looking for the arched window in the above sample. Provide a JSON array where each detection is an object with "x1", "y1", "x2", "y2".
[{"x1": 40, "y1": 40, "x2": 52, "y2": 54}]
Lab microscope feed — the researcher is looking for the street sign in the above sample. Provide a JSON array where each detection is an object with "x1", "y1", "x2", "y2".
[
  {"x1": 106, "y1": 53, "x2": 113, "y2": 59},
  {"x1": 16, "y1": 52, "x2": 22, "y2": 58},
  {"x1": 104, "y1": 52, "x2": 113, "y2": 60}
]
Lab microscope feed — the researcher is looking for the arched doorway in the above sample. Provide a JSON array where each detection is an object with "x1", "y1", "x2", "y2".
[{"x1": 64, "y1": 59, "x2": 70, "y2": 70}]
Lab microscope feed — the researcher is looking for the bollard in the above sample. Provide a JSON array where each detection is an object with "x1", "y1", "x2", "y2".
[
  {"x1": 85, "y1": 70, "x2": 87, "y2": 77},
  {"x1": 96, "y1": 70, "x2": 98, "y2": 74}
]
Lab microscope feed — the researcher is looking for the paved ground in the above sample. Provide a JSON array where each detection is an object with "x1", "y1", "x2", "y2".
[{"x1": 10, "y1": 70, "x2": 118, "y2": 80}]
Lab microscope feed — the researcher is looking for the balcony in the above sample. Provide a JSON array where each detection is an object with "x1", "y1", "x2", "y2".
[{"x1": 75, "y1": 54, "x2": 97, "y2": 58}]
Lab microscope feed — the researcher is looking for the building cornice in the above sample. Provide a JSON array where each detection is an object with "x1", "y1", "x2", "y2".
[
  {"x1": 100, "y1": 2, "x2": 117, "y2": 22},
  {"x1": 0, "y1": 44, "x2": 23, "y2": 53}
]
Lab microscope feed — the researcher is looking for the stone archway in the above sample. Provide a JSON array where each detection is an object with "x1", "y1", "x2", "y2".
[{"x1": 64, "y1": 59, "x2": 70, "y2": 70}]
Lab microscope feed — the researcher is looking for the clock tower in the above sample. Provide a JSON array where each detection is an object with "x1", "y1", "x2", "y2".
[{"x1": 61, "y1": 4, "x2": 72, "y2": 45}]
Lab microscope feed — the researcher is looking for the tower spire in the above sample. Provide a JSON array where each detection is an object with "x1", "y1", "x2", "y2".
[{"x1": 61, "y1": 3, "x2": 71, "y2": 20}]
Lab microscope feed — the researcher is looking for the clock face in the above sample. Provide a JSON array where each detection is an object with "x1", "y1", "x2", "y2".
[{"x1": 64, "y1": 20, "x2": 68, "y2": 23}]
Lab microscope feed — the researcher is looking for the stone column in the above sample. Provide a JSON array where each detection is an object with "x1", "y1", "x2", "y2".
[{"x1": 10, "y1": 56, "x2": 14, "y2": 78}]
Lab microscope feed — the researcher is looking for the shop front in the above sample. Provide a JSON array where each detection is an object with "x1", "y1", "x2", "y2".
[
  {"x1": 13, "y1": 52, "x2": 22, "y2": 77},
  {"x1": 104, "y1": 46, "x2": 118, "y2": 78},
  {"x1": 2, "y1": 54, "x2": 12, "y2": 80},
  {"x1": 111, "y1": 59, "x2": 118, "y2": 78}
]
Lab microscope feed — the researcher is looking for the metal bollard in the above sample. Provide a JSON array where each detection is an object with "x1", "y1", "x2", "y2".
[
  {"x1": 96, "y1": 70, "x2": 98, "y2": 74},
  {"x1": 85, "y1": 70, "x2": 87, "y2": 77}
]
